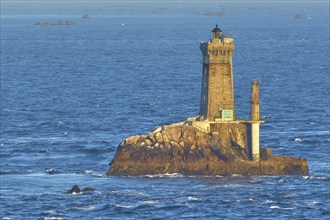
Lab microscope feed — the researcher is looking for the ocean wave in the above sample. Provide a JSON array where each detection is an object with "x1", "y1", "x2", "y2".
[
  {"x1": 188, "y1": 196, "x2": 200, "y2": 201},
  {"x1": 143, "y1": 200, "x2": 160, "y2": 205},
  {"x1": 283, "y1": 193, "x2": 298, "y2": 198},
  {"x1": 0, "y1": 170, "x2": 51, "y2": 175},
  {"x1": 294, "y1": 138, "x2": 302, "y2": 142},
  {"x1": 264, "y1": 200, "x2": 275, "y2": 204},
  {"x1": 114, "y1": 204, "x2": 134, "y2": 209},
  {"x1": 83, "y1": 169, "x2": 105, "y2": 177},
  {"x1": 303, "y1": 176, "x2": 328, "y2": 180},
  {"x1": 270, "y1": 206, "x2": 295, "y2": 210},
  {"x1": 143, "y1": 173, "x2": 183, "y2": 178},
  {"x1": 43, "y1": 218, "x2": 63, "y2": 220},
  {"x1": 270, "y1": 205, "x2": 280, "y2": 209},
  {"x1": 306, "y1": 201, "x2": 321, "y2": 206},
  {"x1": 73, "y1": 205, "x2": 96, "y2": 211},
  {"x1": 108, "y1": 190, "x2": 148, "y2": 197}
]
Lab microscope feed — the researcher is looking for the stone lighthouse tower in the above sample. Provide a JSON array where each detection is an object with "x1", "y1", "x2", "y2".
[{"x1": 199, "y1": 25, "x2": 235, "y2": 121}]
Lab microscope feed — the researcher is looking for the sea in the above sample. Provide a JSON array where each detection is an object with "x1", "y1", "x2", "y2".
[{"x1": 1, "y1": 1, "x2": 329, "y2": 219}]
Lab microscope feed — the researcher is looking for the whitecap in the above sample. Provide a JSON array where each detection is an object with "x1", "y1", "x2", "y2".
[
  {"x1": 270, "y1": 205, "x2": 280, "y2": 209},
  {"x1": 44, "y1": 210, "x2": 59, "y2": 214},
  {"x1": 283, "y1": 207, "x2": 295, "y2": 210},
  {"x1": 306, "y1": 201, "x2": 321, "y2": 206},
  {"x1": 188, "y1": 196, "x2": 200, "y2": 201},
  {"x1": 83, "y1": 170, "x2": 105, "y2": 177},
  {"x1": 143, "y1": 200, "x2": 159, "y2": 205},
  {"x1": 309, "y1": 176, "x2": 328, "y2": 180},
  {"x1": 314, "y1": 176, "x2": 327, "y2": 180},
  {"x1": 294, "y1": 138, "x2": 302, "y2": 142},
  {"x1": 144, "y1": 173, "x2": 183, "y2": 178},
  {"x1": 283, "y1": 193, "x2": 297, "y2": 198},
  {"x1": 114, "y1": 204, "x2": 133, "y2": 208},
  {"x1": 265, "y1": 200, "x2": 275, "y2": 204},
  {"x1": 74, "y1": 205, "x2": 96, "y2": 211},
  {"x1": 44, "y1": 218, "x2": 63, "y2": 220}
]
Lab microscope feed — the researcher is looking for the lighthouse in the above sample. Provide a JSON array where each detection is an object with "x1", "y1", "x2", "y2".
[
  {"x1": 199, "y1": 25, "x2": 235, "y2": 121},
  {"x1": 194, "y1": 25, "x2": 264, "y2": 161}
]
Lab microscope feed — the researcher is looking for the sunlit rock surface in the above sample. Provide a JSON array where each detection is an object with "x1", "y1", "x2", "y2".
[{"x1": 107, "y1": 124, "x2": 308, "y2": 176}]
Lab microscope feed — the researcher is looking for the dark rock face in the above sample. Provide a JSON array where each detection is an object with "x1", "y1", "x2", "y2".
[
  {"x1": 107, "y1": 125, "x2": 308, "y2": 176},
  {"x1": 67, "y1": 185, "x2": 81, "y2": 194},
  {"x1": 67, "y1": 185, "x2": 95, "y2": 194}
]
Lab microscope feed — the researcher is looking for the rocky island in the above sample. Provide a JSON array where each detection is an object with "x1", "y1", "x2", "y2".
[
  {"x1": 35, "y1": 20, "x2": 76, "y2": 27},
  {"x1": 107, "y1": 25, "x2": 309, "y2": 176}
]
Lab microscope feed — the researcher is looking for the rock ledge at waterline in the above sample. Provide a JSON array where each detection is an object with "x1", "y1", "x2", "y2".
[{"x1": 107, "y1": 123, "x2": 308, "y2": 176}]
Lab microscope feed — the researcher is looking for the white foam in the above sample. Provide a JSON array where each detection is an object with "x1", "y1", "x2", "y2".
[
  {"x1": 294, "y1": 138, "x2": 302, "y2": 142},
  {"x1": 144, "y1": 173, "x2": 183, "y2": 178},
  {"x1": 143, "y1": 200, "x2": 159, "y2": 205},
  {"x1": 188, "y1": 196, "x2": 200, "y2": 201},
  {"x1": 114, "y1": 204, "x2": 133, "y2": 208},
  {"x1": 265, "y1": 200, "x2": 275, "y2": 204},
  {"x1": 76, "y1": 205, "x2": 96, "y2": 211},
  {"x1": 306, "y1": 201, "x2": 321, "y2": 206},
  {"x1": 44, "y1": 210, "x2": 58, "y2": 214},
  {"x1": 44, "y1": 218, "x2": 63, "y2": 220},
  {"x1": 270, "y1": 206, "x2": 280, "y2": 209},
  {"x1": 84, "y1": 170, "x2": 105, "y2": 177},
  {"x1": 303, "y1": 176, "x2": 328, "y2": 180}
]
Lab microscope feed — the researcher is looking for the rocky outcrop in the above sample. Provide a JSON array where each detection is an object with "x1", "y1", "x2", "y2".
[
  {"x1": 82, "y1": 14, "x2": 92, "y2": 19},
  {"x1": 35, "y1": 20, "x2": 76, "y2": 27},
  {"x1": 67, "y1": 185, "x2": 95, "y2": 194},
  {"x1": 295, "y1": 13, "x2": 307, "y2": 19},
  {"x1": 107, "y1": 124, "x2": 308, "y2": 176}
]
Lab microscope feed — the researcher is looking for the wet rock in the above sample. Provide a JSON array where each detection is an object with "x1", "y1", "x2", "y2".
[
  {"x1": 46, "y1": 168, "x2": 57, "y2": 174},
  {"x1": 67, "y1": 185, "x2": 81, "y2": 194},
  {"x1": 67, "y1": 185, "x2": 95, "y2": 194},
  {"x1": 82, "y1": 187, "x2": 95, "y2": 193}
]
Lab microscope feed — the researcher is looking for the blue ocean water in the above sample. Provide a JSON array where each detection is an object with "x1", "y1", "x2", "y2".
[{"x1": 1, "y1": 2, "x2": 329, "y2": 219}]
